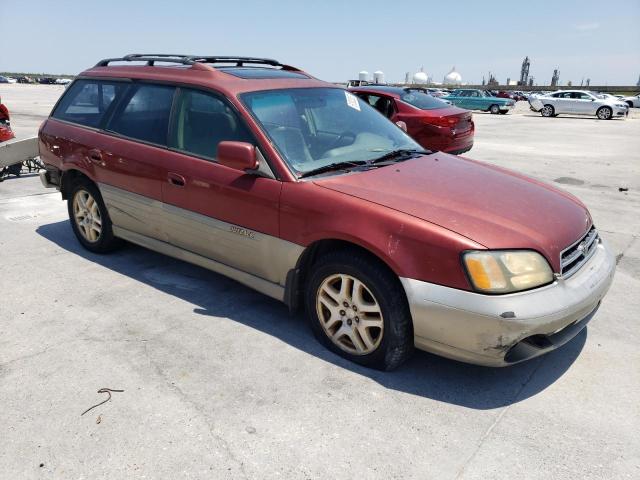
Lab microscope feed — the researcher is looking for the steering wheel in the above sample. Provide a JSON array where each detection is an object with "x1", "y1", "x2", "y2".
[{"x1": 326, "y1": 131, "x2": 356, "y2": 151}]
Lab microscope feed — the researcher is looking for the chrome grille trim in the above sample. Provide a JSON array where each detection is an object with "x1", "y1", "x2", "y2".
[{"x1": 560, "y1": 226, "x2": 599, "y2": 278}]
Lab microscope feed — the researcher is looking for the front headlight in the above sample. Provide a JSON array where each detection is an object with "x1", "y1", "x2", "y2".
[{"x1": 463, "y1": 250, "x2": 554, "y2": 294}]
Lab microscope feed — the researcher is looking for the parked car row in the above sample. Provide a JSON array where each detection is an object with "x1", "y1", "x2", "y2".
[
  {"x1": 529, "y1": 90, "x2": 629, "y2": 119},
  {"x1": 36, "y1": 54, "x2": 615, "y2": 370},
  {"x1": 0, "y1": 75, "x2": 72, "y2": 84}
]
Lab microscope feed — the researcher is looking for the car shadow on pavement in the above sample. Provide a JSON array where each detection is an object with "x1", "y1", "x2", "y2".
[{"x1": 37, "y1": 220, "x2": 585, "y2": 410}]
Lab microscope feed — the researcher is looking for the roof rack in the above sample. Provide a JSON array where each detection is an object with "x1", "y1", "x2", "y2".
[{"x1": 95, "y1": 54, "x2": 300, "y2": 71}]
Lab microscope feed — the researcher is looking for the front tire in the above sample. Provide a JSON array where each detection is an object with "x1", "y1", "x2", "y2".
[
  {"x1": 489, "y1": 104, "x2": 500, "y2": 114},
  {"x1": 305, "y1": 250, "x2": 413, "y2": 371},
  {"x1": 541, "y1": 104, "x2": 555, "y2": 117},
  {"x1": 626, "y1": 101, "x2": 633, "y2": 108},
  {"x1": 596, "y1": 106, "x2": 612, "y2": 120},
  {"x1": 68, "y1": 180, "x2": 121, "y2": 253}
]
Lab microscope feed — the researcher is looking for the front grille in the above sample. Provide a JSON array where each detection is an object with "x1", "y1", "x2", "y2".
[{"x1": 560, "y1": 226, "x2": 599, "y2": 277}]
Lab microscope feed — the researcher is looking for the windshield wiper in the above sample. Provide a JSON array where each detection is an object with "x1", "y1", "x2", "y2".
[
  {"x1": 298, "y1": 160, "x2": 370, "y2": 178},
  {"x1": 369, "y1": 148, "x2": 429, "y2": 164}
]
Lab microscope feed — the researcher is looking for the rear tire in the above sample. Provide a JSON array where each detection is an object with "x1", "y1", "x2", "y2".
[
  {"x1": 67, "y1": 179, "x2": 122, "y2": 253},
  {"x1": 541, "y1": 104, "x2": 555, "y2": 117},
  {"x1": 596, "y1": 106, "x2": 612, "y2": 120},
  {"x1": 489, "y1": 104, "x2": 500, "y2": 114},
  {"x1": 305, "y1": 250, "x2": 413, "y2": 371}
]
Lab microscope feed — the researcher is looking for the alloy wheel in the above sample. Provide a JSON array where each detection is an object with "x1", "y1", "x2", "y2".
[
  {"x1": 73, "y1": 189, "x2": 102, "y2": 242},
  {"x1": 597, "y1": 107, "x2": 611, "y2": 120},
  {"x1": 315, "y1": 274, "x2": 384, "y2": 355}
]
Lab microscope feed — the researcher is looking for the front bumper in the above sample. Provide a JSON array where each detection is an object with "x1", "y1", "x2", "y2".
[
  {"x1": 499, "y1": 104, "x2": 514, "y2": 112},
  {"x1": 401, "y1": 240, "x2": 615, "y2": 366},
  {"x1": 613, "y1": 106, "x2": 628, "y2": 117}
]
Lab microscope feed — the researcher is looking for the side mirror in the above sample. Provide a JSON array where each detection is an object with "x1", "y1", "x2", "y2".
[
  {"x1": 217, "y1": 141, "x2": 258, "y2": 172},
  {"x1": 395, "y1": 120, "x2": 408, "y2": 132}
]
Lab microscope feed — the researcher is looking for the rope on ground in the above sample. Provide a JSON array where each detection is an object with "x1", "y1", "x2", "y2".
[{"x1": 80, "y1": 388, "x2": 124, "y2": 416}]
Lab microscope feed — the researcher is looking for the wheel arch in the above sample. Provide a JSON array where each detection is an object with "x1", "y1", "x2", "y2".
[
  {"x1": 596, "y1": 105, "x2": 612, "y2": 119},
  {"x1": 284, "y1": 238, "x2": 403, "y2": 312},
  {"x1": 60, "y1": 169, "x2": 95, "y2": 200}
]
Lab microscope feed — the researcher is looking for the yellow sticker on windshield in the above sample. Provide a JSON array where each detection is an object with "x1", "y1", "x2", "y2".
[{"x1": 345, "y1": 91, "x2": 361, "y2": 111}]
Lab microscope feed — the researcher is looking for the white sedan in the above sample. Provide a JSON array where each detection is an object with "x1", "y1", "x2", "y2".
[
  {"x1": 622, "y1": 94, "x2": 640, "y2": 108},
  {"x1": 529, "y1": 90, "x2": 629, "y2": 119}
]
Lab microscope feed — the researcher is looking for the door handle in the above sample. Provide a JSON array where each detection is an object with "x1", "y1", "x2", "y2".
[
  {"x1": 168, "y1": 172, "x2": 186, "y2": 187},
  {"x1": 88, "y1": 149, "x2": 102, "y2": 163}
]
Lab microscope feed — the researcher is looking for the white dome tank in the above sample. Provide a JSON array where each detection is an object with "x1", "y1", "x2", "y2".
[
  {"x1": 413, "y1": 71, "x2": 428, "y2": 84},
  {"x1": 358, "y1": 70, "x2": 369, "y2": 82},
  {"x1": 444, "y1": 67, "x2": 462, "y2": 85}
]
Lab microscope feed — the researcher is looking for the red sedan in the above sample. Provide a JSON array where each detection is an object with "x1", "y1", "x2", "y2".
[{"x1": 351, "y1": 86, "x2": 474, "y2": 154}]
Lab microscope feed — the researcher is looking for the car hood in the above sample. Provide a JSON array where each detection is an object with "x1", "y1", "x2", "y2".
[{"x1": 314, "y1": 153, "x2": 591, "y2": 272}]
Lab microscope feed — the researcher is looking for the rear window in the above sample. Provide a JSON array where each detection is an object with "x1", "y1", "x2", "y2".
[
  {"x1": 106, "y1": 84, "x2": 175, "y2": 146},
  {"x1": 399, "y1": 91, "x2": 449, "y2": 110},
  {"x1": 52, "y1": 79, "x2": 127, "y2": 128}
]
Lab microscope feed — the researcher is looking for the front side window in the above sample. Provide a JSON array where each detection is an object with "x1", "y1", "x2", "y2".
[
  {"x1": 364, "y1": 94, "x2": 394, "y2": 118},
  {"x1": 106, "y1": 84, "x2": 175, "y2": 146},
  {"x1": 169, "y1": 89, "x2": 254, "y2": 159},
  {"x1": 52, "y1": 79, "x2": 126, "y2": 128},
  {"x1": 242, "y1": 88, "x2": 421, "y2": 174}
]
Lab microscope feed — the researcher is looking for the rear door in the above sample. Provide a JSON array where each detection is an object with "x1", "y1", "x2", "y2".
[
  {"x1": 161, "y1": 87, "x2": 290, "y2": 285},
  {"x1": 467, "y1": 91, "x2": 484, "y2": 110},
  {"x1": 97, "y1": 82, "x2": 178, "y2": 241},
  {"x1": 552, "y1": 91, "x2": 572, "y2": 114},
  {"x1": 449, "y1": 91, "x2": 469, "y2": 109}
]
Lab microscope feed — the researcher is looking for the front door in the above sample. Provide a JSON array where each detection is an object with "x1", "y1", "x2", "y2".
[
  {"x1": 571, "y1": 92, "x2": 597, "y2": 114},
  {"x1": 161, "y1": 87, "x2": 290, "y2": 285}
]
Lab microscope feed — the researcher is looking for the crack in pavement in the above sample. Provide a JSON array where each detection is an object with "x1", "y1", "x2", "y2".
[
  {"x1": 141, "y1": 340, "x2": 249, "y2": 479},
  {"x1": 453, "y1": 357, "x2": 546, "y2": 480}
]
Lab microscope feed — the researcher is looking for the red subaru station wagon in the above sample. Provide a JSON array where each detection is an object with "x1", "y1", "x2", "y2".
[
  {"x1": 39, "y1": 54, "x2": 615, "y2": 370},
  {"x1": 350, "y1": 86, "x2": 474, "y2": 155}
]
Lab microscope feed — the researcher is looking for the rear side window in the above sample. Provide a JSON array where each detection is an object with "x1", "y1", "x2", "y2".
[
  {"x1": 107, "y1": 84, "x2": 175, "y2": 146},
  {"x1": 169, "y1": 89, "x2": 254, "y2": 160},
  {"x1": 52, "y1": 80, "x2": 126, "y2": 128},
  {"x1": 400, "y1": 91, "x2": 449, "y2": 110}
]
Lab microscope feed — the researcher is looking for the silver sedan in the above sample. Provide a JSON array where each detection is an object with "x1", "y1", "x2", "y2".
[{"x1": 529, "y1": 90, "x2": 629, "y2": 119}]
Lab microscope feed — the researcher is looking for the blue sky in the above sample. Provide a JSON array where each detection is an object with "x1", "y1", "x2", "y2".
[{"x1": 1, "y1": 0, "x2": 639, "y2": 85}]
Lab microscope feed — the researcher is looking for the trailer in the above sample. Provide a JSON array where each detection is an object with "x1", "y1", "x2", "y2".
[{"x1": 0, "y1": 136, "x2": 42, "y2": 181}]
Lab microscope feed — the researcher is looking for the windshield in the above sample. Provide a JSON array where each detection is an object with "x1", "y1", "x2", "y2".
[
  {"x1": 399, "y1": 90, "x2": 449, "y2": 110},
  {"x1": 241, "y1": 88, "x2": 422, "y2": 174}
]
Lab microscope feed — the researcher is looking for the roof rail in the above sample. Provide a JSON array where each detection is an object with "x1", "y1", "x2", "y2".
[
  {"x1": 95, "y1": 54, "x2": 300, "y2": 71},
  {"x1": 95, "y1": 54, "x2": 195, "y2": 67}
]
